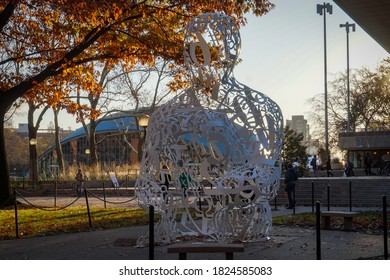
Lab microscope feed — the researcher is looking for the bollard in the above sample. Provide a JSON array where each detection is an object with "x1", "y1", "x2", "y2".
[
  {"x1": 84, "y1": 189, "x2": 92, "y2": 228},
  {"x1": 383, "y1": 195, "x2": 388, "y2": 260},
  {"x1": 327, "y1": 184, "x2": 330, "y2": 211},
  {"x1": 316, "y1": 201, "x2": 321, "y2": 260},
  {"x1": 311, "y1": 181, "x2": 314, "y2": 213},
  {"x1": 349, "y1": 181, "x2": 352, "y2": 212},
  {"x1": 103, "y1": 182, "x2": 107, "y2": 209},
  {"x1": 149, "y1": 205, "x2": 155, "y2": 260},
  {"x1": 13, "y1": 190, "x2": 19, "y2": 239},
  {"x1": 54, "y1": 182, "x2": 58, "y2": 208},
  {"x1": 292, "y1": 184, "x2": 296, "y2": 215}
]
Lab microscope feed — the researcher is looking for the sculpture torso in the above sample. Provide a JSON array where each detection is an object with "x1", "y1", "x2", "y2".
[{"x1": 135, "y1": 13, "x2": 283, "y2": 244}]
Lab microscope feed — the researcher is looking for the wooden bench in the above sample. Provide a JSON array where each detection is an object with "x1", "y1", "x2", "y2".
[
  {"x1": 320, "y1": 211, "x2": 359, "y2": 231},
  {"x1": 167, "y1": 243, "x2": 244, "y2": 260}
]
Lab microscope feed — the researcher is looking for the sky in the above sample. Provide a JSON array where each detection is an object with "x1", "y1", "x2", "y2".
[
  {"x1": 235, "y1": 0, "x2": 389, "y2": 123},
  {"x1": 12, "y1": 0, "x2": 389, "y2": 131}
]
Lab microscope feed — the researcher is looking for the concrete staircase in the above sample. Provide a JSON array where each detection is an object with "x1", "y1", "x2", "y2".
[{"x1": 279, "y1": 176, "x2": 390, "y2": 207}]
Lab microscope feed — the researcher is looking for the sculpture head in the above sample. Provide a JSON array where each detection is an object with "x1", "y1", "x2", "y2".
[{"x1": 183, "y1": 13, "x2": 241, "y2": 89}]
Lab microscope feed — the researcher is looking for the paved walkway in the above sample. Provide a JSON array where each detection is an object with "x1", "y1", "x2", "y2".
[{"x1": 0, "y1": 203, "x2": 386, "y2": 260}]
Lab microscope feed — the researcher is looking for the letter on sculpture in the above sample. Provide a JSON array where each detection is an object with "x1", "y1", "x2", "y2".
[{"x1": 135, "y1": 13, "x2": 283, "y2": 245}]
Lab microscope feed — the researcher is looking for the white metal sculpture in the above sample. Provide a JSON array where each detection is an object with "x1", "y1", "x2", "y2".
[{"x1": 135, "y1": 13, "x2": 283, "y2": 245}]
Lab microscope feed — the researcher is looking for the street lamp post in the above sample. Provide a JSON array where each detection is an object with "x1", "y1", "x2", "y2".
[
  {"x1": 339, "y1": 22, "x2": 356, "y2": 132},
  {"x1": 29, "y1": 138, "x2": 38, "y2": 187},
  {"x1": 317, "y1": 2, "x2": 332, "y2": 177},
  {"x1": 138, "y1": 114, "x2": 150, "y2": 162},
  {"x1": 85, "y1": 148, "x2": 91, "y2": 165}
]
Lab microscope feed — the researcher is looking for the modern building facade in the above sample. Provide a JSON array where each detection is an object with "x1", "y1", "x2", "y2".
[
  {"x1": 286, "y1": 115, "x2": 309, "y2": 141},
  {"x1": 334, "y1": 0, "x2": 390, "y2": 170},
  {"x1": 37, "y1": 114, "x2": 144, "y2": 177},
  {"x1": 339, "y1": 131, "x2": 390, "y2": 168},
  {"x1": 286, "y1": 115, "x2": 318, "y2": 155}
]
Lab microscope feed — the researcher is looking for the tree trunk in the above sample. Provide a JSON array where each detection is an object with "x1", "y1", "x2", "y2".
[
  {"x1": 137, "y1": 130, "x2": 145, "y2": 162},
  {"x1": 27, "y1": 106, "x2": 39, "y2": 185},
  {"x1": 0, "y1": 111, "x2": 11, "y2": 206},
  {"x1": 89, "y1": 120, "x2": 98, "y2": 166},
  {"x1": 28, "y1": 130, "x2": 38, "y2": 186},
  {"x1": 54, "y1": 108, "x2": 65, "y2": 177},
  {"x1": 0, "y1": 92, "x2": 19, "y2": 206}
]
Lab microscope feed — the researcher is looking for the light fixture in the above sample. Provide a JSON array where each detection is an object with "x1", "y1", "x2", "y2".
[
  {"x1": 316, "y1": 3, "x2": 332, "y2": 15},
  {"x1": 85, "y1": 148, "x2": 91, "y2": 155},
  {"x1": 29, "y1": 138, "x2": 37, "y2": 146},
  {"x1": 139, "y1": 114, "x2": 150, "y2": 128}
]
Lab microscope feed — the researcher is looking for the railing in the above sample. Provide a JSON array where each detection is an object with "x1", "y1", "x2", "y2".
[
  {"x1": 1, "y1": 178, "x2": 389, "y2": 260},
  {"x1": 6, "y1": 187, "x2": 137, "y2": 239}
]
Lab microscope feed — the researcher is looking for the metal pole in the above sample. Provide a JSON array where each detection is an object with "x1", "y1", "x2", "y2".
[
  {"x1": 149, "y1": 205, "x2": 155, "y2": 260},
  {"x1": 316, "y1": 201, "x2": 321, "y2": 260},
  {"x1": 13, "y1": 190, "x2": 19, "y2": 239},
  {"x1": 340, "y1": 22, "x2": 355, "y2": 163},
  {"x1": 103, "y1": 182, "x2": 107, "y2": 209},
  {"x1": 317, "y1": 3, "x2": 332, "y2": 177},
  {"x1": 293, "y1": 184, "x2": 296, "y2": 215},
  {"x1": 347, "y1": 29, "x2": 351, "y2": 131},
  {"x1": 327, "y1": 184, "x2": 330, "y2": 211},
  {"x1": 346, "y1": 27, "x2": 350, "y2": 131},
  {"x1": 346, "y1": 27, "x2": 351, "y2": 163},
  {"x1": 383, "y1": 195, "x2": 388, "y2": 260},
  {"x1": 312, "y1": 181, "x2": 315, "y2": 213},
  {"x1": 323, "y1": 6, "x2": 330, "y2": 177},
  {"x1": 84, "y1": 189, "x2": 92, "y2": 228},
  {"x1": 349, "y1": 180, "x2": 352, "y2": 211},
  {"x1": 340, "y1": 22, "x2": 355, "y2": 132},
  {"x1": 54, "y1": 182, "x2": 57, "y2": 208}
]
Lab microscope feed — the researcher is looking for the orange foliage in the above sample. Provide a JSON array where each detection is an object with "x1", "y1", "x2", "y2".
[{"x1": 0, "y1": 0, "x2": 275, "y2": 115}]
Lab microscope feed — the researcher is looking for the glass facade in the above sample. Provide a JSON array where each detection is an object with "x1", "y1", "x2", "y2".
[
  {"x1": 37, "y1": 114, "x2": 144, "y2": 177},
  {"x1": 339, "y1": 131, "x2": 390, "y2": 169}
]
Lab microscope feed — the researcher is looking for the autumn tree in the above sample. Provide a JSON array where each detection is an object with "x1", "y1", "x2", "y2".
[
  {"x1": 4, "y1": 127, "x2": 29, "y2": 174},
  {"x1": 112, "y1": 59, "x2": 178, "y2": 161},
  {"x1": 282, "y1": 126, "x2": 308, "y2": 174},
  {"x1": 52, "y1": 106, "x2": 65, "y2": 176},
  {"x1": 0, "y1": 0, "x2": 274, "y2": 204},
  {"x1": 307, "y1": 57, "x2": 390, "y2": 154},
  {"x1": 73, "y1": 58, "x2": 178, "y2": 165},
  {"x1": 27, "y1": 100, "x2": 49, "y2": 183},
  {"x1": 72, "y1": 60, "x2": 162, "y2": 165}
]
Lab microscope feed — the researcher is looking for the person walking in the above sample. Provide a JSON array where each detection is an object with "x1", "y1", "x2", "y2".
[
  {"x1": 75, "y1": 169, "x2": 84, "y2": 195},
  {"x1": 284, "y1": 163, "x2": 298, "y2": 209},
  {"x1": 326, "y1": 156, "x2": 334, "y2": 177},
  {"x1": 310, "y1": 155, "x2": 317, "y2": 176},
  {"x1": 364, "y1": 153, "x2": 372, "y2": 176},
  {"x1": 344, "y1": 160, "x2": 355, "y2": 177}
]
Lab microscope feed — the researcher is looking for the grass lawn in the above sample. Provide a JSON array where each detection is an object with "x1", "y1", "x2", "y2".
[
  {"x1": 273, "y1": 211, "x2": 386, "y2": 234},
  {"x1": 0, "y1": 206, "x2": 149, "y2": 240},
  {"x1": 0, "y1": 206, "x2": 386, "y2": 240}
]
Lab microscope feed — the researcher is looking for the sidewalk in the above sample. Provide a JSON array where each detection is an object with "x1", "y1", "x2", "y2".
[{"x1": 0, "y1": 206, "x2": 386, "y2": 260}]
